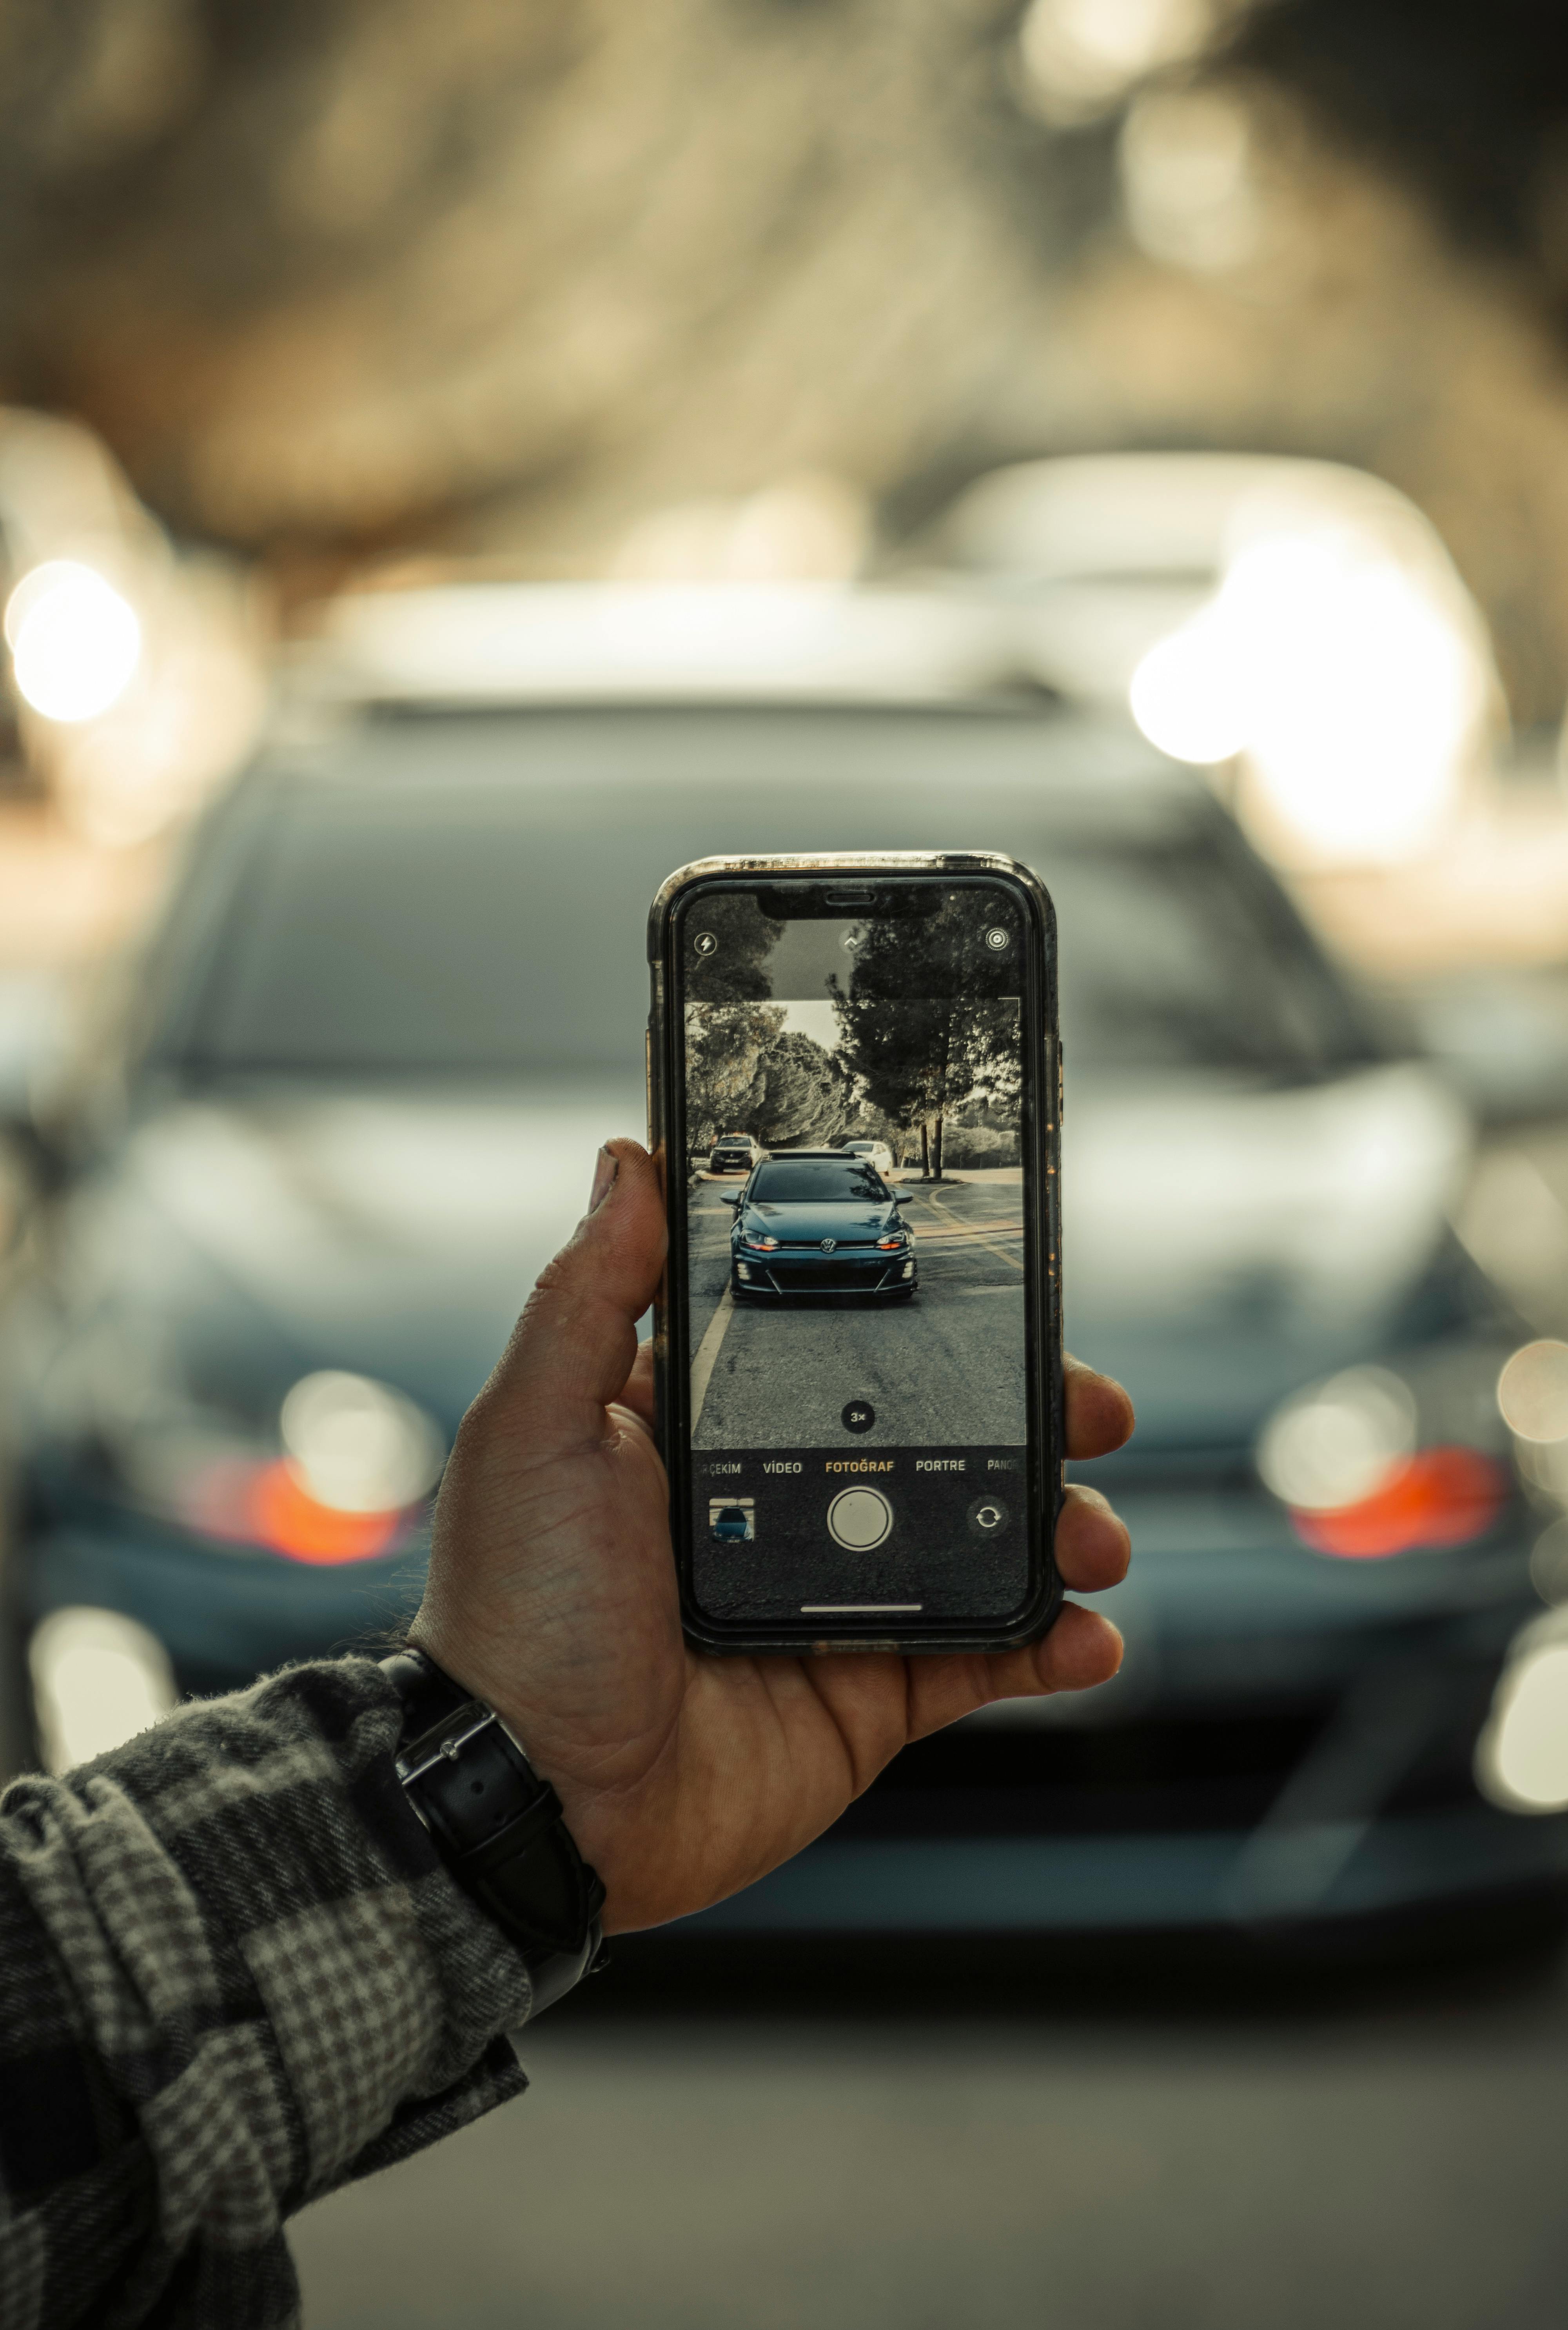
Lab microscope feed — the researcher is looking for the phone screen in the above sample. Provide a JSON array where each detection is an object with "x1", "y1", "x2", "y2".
[{"x1": 666, "y1": 873, "x2": 1053, "y2": 1636}]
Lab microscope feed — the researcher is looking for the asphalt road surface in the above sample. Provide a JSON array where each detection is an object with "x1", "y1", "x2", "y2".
[
  {"x1": 688, "y1": 1173, "x2": 1028, "y2": 1450},
  {"x1": 293, "y1": 1944, "x2": 1568, "y2": 2330}
]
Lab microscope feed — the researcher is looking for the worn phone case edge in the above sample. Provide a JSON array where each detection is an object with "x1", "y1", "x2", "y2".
[{"x1": 647, "y1": 851, "x2": 1065, "y2": 1656}]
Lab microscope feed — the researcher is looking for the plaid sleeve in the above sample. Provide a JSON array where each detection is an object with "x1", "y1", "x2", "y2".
[{"x1": 0, "y1": 1657, "x2": 535, "y2": 2330}]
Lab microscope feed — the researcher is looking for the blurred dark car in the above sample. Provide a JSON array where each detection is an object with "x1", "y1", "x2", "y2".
[
  {"x1": 1, "y1": 676, "x2": 1563, "y2": 1947},
  {"x1": 709, "y1": 1133, "x2": 762, "y2": 1174},
  {"x1": 727, "y1": 1150, "x2": 917, "y2": 1300}
]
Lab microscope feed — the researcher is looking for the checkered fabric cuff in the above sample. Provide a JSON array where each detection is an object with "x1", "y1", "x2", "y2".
[{"x1": 0, "y1": 1656, "x2": 535, "y2": 2330}]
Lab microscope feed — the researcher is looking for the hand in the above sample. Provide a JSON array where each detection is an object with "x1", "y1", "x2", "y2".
[{"x1": 411, "y1": 1139, "x2": 1134, "y2": 1934}]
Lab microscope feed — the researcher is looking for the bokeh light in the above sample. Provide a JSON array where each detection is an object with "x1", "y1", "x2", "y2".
[
  {"x1": 1255, "y1": 1366, "x2": 1417, "y2": 1512},
  {"x1": 279, "y1": 1369, "x2": 445, "y2": 1514},
  {"x1": 1476, "y1": 1630, "x2": 1568, "y2": 1812},
  {"x1": 1497, "y1": 1340, "x2": 1568, "y2": 1443},
  {"x1": 28, "y1": 1605, "x2": 176, "y2": 1774},
  {"x1": 5, "y1": 559, "x2": 142, "y2": 723},
  {"x1": 1129, "y1": 525, "x2": 1483, "y2": 860}
]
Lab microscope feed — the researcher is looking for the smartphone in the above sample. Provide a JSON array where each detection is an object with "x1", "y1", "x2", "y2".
[{"x1": 646, "y1": 852, "x2": 1062, "y2": 1654}]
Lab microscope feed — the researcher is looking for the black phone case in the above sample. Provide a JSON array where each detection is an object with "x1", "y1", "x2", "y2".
[{"x1": 646, "y1": 851, "x2": 1064, "y2": 1655}]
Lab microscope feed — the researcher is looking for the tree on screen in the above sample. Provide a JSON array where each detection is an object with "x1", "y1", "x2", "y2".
[
  {"x1": 829, "y1": 893, "x2": 1020, "y2": 1179},
  {"x1": 684, "y1": 1003, "x2": 784, "y2": 1146},
  {"x1": 753, "y1": 1030, "x2": 851, "y2": 1148},
  {"x1": 686, "y1": 1008, "x2": 853, "y2": 1149}
]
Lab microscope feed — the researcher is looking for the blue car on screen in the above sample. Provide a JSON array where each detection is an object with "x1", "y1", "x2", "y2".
[{"x1": 727, "y1": 1151, "x2": 918, "y2": 1301}]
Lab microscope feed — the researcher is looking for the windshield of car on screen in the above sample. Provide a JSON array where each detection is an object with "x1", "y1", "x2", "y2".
[
  {"x1": 176, "y1": 724, "x2": 1367, "y2": 1080},
  {"x1": 750, "y1": 1160, "x2": 893, "y2": 1203}
]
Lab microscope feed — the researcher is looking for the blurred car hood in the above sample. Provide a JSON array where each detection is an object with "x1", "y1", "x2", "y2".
[
  {"x1": 58, "y1": 1060, "x2": 1468, "y2": 1448},
  {"x1": 1065, "y1": 1063, "x2": 1472, "y2": 1446}
]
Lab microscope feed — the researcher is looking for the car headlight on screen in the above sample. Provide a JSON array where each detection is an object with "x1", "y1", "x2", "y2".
[{"x1": 1257, "y1": 1363, "x2": 1507, "y2": 1558}]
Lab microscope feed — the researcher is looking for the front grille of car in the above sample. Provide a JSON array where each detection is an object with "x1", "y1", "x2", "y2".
[{"x1": 766, "y1": 1258, "x2": 897, "y2": 1292}]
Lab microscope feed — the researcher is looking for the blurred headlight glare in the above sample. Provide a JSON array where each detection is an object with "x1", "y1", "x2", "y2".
[
  {"x1": 1477, "y1": 1622, "x2": 1568, "y2": 1812},
  {"x1": 279, "y1": 1370, "x2": 444, "y2": 1513},
  {"x1": 1127, "y1": 528, "x2": 1483, "y2": 863},
  {"x1": 1259, "y1": 1364, "x2": 1507, "y2": 1558},
  {"x1": 1289, "y1": 1444, "x2": 1505, "y2": 1560},
  {"x1": 1497, "y1": 1340, "x2": 1568, "y2": 1442},
  {"x1": 1256, "y1": 1366, "x2": 1416, "y2": 1511},
  {"x1": 5, "y1": 560, "x2": 142, "y2": 723},
  {"x1": 29, "y1": 1606, "x2": 176, "y2": 1775}
]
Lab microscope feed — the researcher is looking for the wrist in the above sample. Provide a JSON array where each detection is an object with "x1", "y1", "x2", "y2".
[{"x1": 380, "y1": 1645, "x2": 607, "y2": 2016}]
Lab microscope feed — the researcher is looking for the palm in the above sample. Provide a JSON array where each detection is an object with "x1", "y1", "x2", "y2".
[{"x1": 413, "y1": 1143, "x2": 1132, "y2": 1936}]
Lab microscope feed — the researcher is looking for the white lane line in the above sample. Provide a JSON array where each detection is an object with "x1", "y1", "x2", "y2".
[{"x1": 689, "y1": 1286, "x2": 736, "y2": 1430}]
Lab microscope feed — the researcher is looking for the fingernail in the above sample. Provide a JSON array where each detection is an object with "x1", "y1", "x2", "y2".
[{"x1": 588, "y1": 1146, "x2": 619, "y2": 1213}]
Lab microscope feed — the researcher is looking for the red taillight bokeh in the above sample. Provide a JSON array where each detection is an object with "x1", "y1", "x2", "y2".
[
  {"x1": 246, "y1": 1459, "x2": 408, "y2": 1564},
  {"x1": 184, "y1": 1456, "x2": 411, "y2": 1565},
  {"x1": 1290, "y1": 1445, "x2": 1507, "y2": 1559}
]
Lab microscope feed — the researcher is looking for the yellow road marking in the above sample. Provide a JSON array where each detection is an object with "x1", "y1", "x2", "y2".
[
  {"x1": 689, "y1": 1288, "x2": 736, "y2": 1429},
  {"x1": 923, "y1": 1190, "x2": 1024, "y2": 1272}
]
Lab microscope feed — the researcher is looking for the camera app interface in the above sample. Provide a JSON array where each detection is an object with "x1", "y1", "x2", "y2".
[{"x1": 679, "y1": 882, "x2": 1034, "y2": 1626}]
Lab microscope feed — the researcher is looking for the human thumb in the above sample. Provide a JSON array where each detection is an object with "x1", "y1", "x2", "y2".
[{"x1": 479, "y1": 1138, "x2": 667, "y2": 1447}]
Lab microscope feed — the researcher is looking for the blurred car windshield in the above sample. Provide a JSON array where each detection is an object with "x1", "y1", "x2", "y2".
[
  {"x1": 752, "y1": 1160, "x2": 889, "y2": 1203},
  {"x1": 166, "y1": 705, "x2": 1371, "y2": 1082}
]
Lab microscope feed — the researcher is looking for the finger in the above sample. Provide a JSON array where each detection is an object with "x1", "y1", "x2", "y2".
[
  {"x1": 903, "y1": 1603, "x2": 1124, "y2": 1740},
  {"x1": 1053, "y1": 1482, "x2": 1131, "y2": 1593},
  {"x1": 1065, "y1": 1354, "x2": 1134, "y2": 1461},
  {"x1": 615, "y1": 1339, "x2": 657, "y2": 1430},
  {"x1": 481, "y1": 1139, "x2": 667, "y2": 1445}
]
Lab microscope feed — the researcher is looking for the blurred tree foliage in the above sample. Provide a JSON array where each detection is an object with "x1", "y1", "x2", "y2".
[
  {"x1": 6, "y1": 0, "x2": 1568, "y2": 711},
  {"x1": 1229, "y1": 0, "x2": 1568, "y2": 291},
  {"x1": 0, "y1": 0, "x2": 1081, "y2": 565}
]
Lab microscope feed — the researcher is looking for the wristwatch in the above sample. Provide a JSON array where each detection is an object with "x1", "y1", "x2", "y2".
[{"x1": 379, "y1": 1646, "x2": 607, "y2": 2016}]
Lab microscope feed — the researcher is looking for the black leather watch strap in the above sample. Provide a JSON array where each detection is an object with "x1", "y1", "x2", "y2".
[{"x1": 379, "y1": 1647, "x2": 606, "y2": 2016}]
